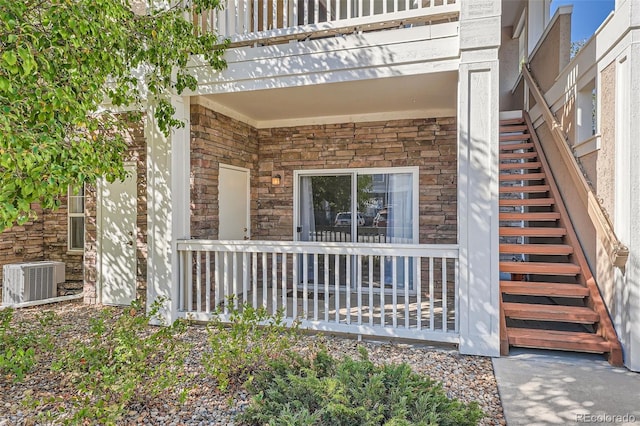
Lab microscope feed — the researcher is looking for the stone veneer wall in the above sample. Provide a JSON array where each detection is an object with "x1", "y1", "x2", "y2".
[
  {"x1": 0, "y1": 204, "x2": 45, "y2": 288},
  {"x1": 190, "y1": 105, "x2": 457, "y2": 244},
  {"x1": 190, "y1": 104, "x2": 259, "y2": 239},
  {"x1": 0, "y1": 204, "x2": 85, "y2": 297},
  {"x1": 42, "y1": 199, "x2": 84, "y2": 293},
  {"x1": 84, "y1": 120, "x2": 148, "y2": 304},
  {"x1": 256, "y1": 119, "x2": 457, "y2": 244}
]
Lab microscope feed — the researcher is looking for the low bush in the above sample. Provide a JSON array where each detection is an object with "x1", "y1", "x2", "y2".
[
  {"x1": 47, "y1": 299, "x2": 191, "y2": 425},
  {"x1": 0, "y1": 308, "x2": 56, "y2": 382},
  {"x1": 240, "y1": 347, "x2": 483, "y2": 426},
  {"x1": 203, "y1": 301, "x2": 300, "y2": 391}
]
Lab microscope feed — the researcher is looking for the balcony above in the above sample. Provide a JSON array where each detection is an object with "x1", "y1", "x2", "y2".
[{"x1": 192, "y1": 0, "x2": 460, "y2": 47}]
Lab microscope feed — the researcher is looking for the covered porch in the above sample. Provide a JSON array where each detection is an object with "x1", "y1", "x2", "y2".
[{"x1": 142, "y1": 0, "x2": 502, "y2": 358}]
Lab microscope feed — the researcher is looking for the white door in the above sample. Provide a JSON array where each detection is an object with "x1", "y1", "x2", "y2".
[
  {"x1": 100, "y1": 163, "x2": 137, "y2": 306},
  {"x1": 219, "y1": 165, "x2": 250, "y2": 240},
  {"x1": 218, "y1": 165, "x2": 250, "y2": 300}
]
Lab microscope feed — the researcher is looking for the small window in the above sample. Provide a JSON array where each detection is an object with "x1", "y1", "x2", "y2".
[{"x1": 68, "y1": 185, "x2": 85, "y2": 252}]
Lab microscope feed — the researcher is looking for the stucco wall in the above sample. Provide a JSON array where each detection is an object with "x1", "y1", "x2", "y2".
[
  {"x1": 555, "y1": 99, "x2": 576, "y2": 151},
  {"x1": 529, "y1": 13, "x2": 571, "y2": 93},
  {"x1": 597, "y1": 61, "x2": 617, "y2": 217},
  {"x1": 499, "y1": 25, "x2": 522, "y2": 111}
]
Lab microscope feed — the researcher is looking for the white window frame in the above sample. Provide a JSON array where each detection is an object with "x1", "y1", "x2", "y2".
[
  {"x1": 68, "y1": 184, "x2": 85, "y2": 253},
  {"x1": 293, "y1": 166, "x2": 420, "y2": 243}
]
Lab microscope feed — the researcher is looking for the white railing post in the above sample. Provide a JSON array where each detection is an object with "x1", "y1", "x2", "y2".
[
  {"x1": 442, "y1": 257, "x2": 447, "y2": 332},
  {"x1": 429, "y1": 257, "x2": 434, "y2": 331},
  {"x1": 205, "y1": 252, "x2": 211, "y2": 313},
  {"x1": 196, "y1": 251, "x2": 202, "y2": 312},
  {"x1": 324, "y1": 254, "x2": 330, "y2": 322},
  {"x1": 272, "y1": 252, "x2": 278, "y2": 314},
  {"x1": 334, "y1": 255, "x2": 340, "y2": 323}
]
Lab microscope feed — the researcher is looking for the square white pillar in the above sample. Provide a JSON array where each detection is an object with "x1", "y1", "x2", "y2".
[
  {"x1": 457, "y1": 57, "x2": 501, "y2": 357},
  {"x1": 615, "y1": 40, "x2": 640, "y2": 371},
  {"x1": 146, "y1": 96, "x2": 191, "y2": 324}
]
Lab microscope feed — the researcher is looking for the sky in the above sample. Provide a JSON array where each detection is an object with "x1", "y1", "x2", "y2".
[{"x1": 550, "y1": 0, "x2": 615, "y2": 42}]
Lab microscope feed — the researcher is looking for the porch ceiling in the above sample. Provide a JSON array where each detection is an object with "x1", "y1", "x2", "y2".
[{"x1": 195, "y1": 72, "x2": 458, "y2": 128}]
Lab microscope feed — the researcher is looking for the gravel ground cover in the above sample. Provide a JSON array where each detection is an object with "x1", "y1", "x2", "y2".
[{"x1": 0, "y1": 301, "x2": 505, "y2": 425}]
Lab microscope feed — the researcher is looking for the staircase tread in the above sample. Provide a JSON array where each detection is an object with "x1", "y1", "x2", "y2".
[
  {"x1": 500, "y1": 162, "x2": 542, "y2": 170},
  {"x1": 499, "y1": 118, "x2": 525, "y2": 125},
  {"x1": 499, "y1": 185, "x2": 550, "y2": 193},
  {"x1": 499, "y1": 212, "x2": 561, "y2": 221},
  {"x1": 500, "y1": 173, "x2": 546, "y2": 181},
  {"x1": 500, "y1": 261, "x2": 581, "y2": 275},
  {"x1": 500, "y1": 142, "x2": 534, "y2": 151},
  {"x1": 501, "y1": 281, "x2": 589, "y2": 297},
  {"x1": 500, "y1": 152, "x2": 538, "y2": 160},
  {"x1": 499, "y1": 198, "x2": 555, "y2": 206},
  {"x1": 499, "y1": 227, "x2": 567, "y2": 237},
  {"x1": 499, "y1": 125, "x2": 528, "y2": 132},
  {"x1": 499, "y1": 243, "x2": 573, "y2": 255},
  {"x1": 507, "y1": 327, "x2": 611, "y2": 353},
  {"x1": 500, "y1": 134, "x2": 532, "y2": 141},
  {"x1": 502, "y1": 302, "x2": 600, "y2": 322}
]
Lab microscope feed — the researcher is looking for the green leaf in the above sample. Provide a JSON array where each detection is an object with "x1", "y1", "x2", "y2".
[
  {"x1": 18, "y1": 46, "x2": 36, "y2": 75},
  {"x1": 0, "y1": 77, "x2": 11, "y2": 93},
  {"x1": 2, "y1": 50, "x2": 17, "y2": 66}
]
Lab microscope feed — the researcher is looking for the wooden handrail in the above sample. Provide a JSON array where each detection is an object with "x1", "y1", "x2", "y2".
[{"x1": 522, "y1": 65, "x2": 629, "y2": 269}]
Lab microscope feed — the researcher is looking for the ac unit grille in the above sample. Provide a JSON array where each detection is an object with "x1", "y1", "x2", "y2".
[{"x1": 2, "y1": 262, "x2": 64, "y2": 306}]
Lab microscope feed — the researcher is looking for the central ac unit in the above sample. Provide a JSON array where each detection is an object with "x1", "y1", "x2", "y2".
[{"x1": 2, "y1": 261, "x2": 65, "y2": 306}]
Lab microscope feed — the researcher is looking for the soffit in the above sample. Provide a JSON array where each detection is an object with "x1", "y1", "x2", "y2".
[{"x1": 198, "y1": 72, "x2": 458, "y2": 127}]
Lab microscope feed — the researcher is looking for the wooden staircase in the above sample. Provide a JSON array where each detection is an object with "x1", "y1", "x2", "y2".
[{"x1": 498, "y1": 112, "x2": 623, "y2": 366}]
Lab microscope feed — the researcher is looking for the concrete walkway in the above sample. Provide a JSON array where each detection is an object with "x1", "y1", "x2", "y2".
[{"x1": 493, "y1": 349, "x2": 640, "y2": 425}]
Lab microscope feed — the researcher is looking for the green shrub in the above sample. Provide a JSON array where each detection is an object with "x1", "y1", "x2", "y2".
[
  {"x1": 240, "y1": 347, "x2": 483, "y2": 426},
  {"x1": 203, "y1": 302, "x2": 300, "y2": 391},
  {"x1": 48, "y1": 299, "x2": 191, "y2": 425},
  {"x1": 0, "y1": 308, "x2": 56, "y2": 382}
]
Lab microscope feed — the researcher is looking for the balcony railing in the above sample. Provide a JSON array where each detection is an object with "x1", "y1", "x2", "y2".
[
  {"x1": 192, "y1": 0, "x2": 460, "y2": 45},
  {"x1": 177, "y1": 239, "x2": 459, "y2": 343}
]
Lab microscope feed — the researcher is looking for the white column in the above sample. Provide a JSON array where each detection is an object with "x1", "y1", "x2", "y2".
[
  {"x1": 146, "y1": 95, "x2": 191, "y2": 324},
  {"x1": 615, "y1": 39, "x2": 640, "y2": 372},
  {"x1": 457, "y1": 0, "x2": 501, "y2": 357}
]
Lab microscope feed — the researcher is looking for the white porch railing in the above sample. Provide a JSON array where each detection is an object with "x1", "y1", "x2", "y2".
[
  {"x1": 191, "y1": 0, "x2": 460, "y2": 45},
  {"x1": 177, "y1": 239, "x2": 459, "y2": 343}
]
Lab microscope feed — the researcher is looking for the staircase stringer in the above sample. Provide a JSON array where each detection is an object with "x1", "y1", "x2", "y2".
[{"x1": 523, "y1": 112, "x2": 623, "y2": 366}]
